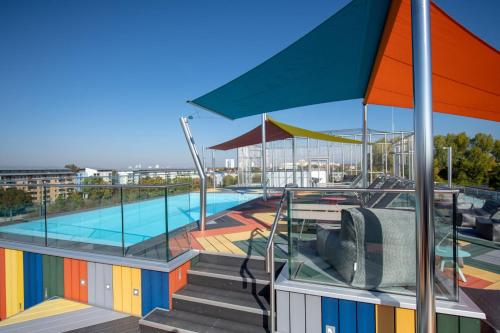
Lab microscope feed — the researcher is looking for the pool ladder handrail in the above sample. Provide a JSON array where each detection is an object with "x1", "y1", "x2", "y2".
[{"x1": 265, "y1": 183, "x2": 296, "y2": 333}]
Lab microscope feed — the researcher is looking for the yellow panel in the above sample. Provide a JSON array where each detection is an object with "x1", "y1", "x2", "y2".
[
  {"x1": 196, "y1": 237, "x2": 218, "y2": 252},
  {"x1": 214, "y1": 235, "x2": 246, "y2": 255},
  {"x1": 0, "y1": 299, "x2": 89, "y2": 327},
  {"x1": 376, "y1": 305, "x2": 395, "y2": 333},
  {"x1": 395, "y1": 308, "x2": 415, "y2": 333},
  {"x1": 131, "y1": 268, "x2": 141, "y2": 317},
  {"x1": 112, "y1": 265, "x2": 123, "y2": 312},
  {"x1": 5, "y1": 249, "x2": 23, "y2": 318},
  {"x1": 16, "y1": 250, "x2": 23, "y2": 313},
  {"x1": 122, "y1": 267, "x2": 132, "y2": 314}
]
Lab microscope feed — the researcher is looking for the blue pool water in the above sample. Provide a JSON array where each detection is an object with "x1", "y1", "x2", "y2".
[{"x1": 0, "y1": 192, "x2": 258, "y2": 247}]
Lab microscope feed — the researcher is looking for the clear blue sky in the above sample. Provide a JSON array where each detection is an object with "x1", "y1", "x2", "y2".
[{"x1": 0, "y1": 0, "x2": 498, "y2": 169}]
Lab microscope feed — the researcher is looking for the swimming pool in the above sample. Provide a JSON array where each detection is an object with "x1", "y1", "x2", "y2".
[{"x1": 0, "y1": 192, "x2": 259, "y2": 247}]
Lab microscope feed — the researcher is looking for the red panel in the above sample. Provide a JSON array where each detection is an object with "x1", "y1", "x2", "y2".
[
  {"x1": 168, "y1": 261, "x2": 191, "y2": 309},
  {"x1": 0, "y1": 248, "x2": 5, "y2": 320},
  {"x1": 209, "y1": 121, "x2": 292, "y2": 151},
  {"x1": 64, "y1": 258, "x2": 88, "y2": 303}
]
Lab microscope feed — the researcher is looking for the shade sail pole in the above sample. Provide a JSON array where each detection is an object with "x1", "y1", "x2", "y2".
[
  {"x1": 292, "y1": 137, "x2": 297, "y2": 185},
  {"x1": 447, "y1": 146, "x2": 453, "y2": 188},
  {"x1": 180, "y1": 116, "x2": 207, "y2": 231},
  {"x1": 411, "y1": 0, "x2": 436, "y2": 332},
  {"x1": 362, "y1": 104, "x2": 368, "y2": 187},
  {"x1": 262, "y1": 113, "x2": 267, "y2": 200}
]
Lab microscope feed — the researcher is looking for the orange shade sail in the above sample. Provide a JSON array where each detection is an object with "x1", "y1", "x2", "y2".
[{"x1": 364, "y1": 0, "x2": 500, "y2": 122}]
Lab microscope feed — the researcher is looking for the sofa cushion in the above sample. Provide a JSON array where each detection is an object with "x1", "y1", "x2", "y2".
[
  {"x1": 482, "y1": 200, "x2": 500, "y2": 214},
  {"x1": 329, "y1": 207, "x2": 416, "y2": 289},
  {"x1": 490, "y1": 209, "x2": 500, "y2": 221}
]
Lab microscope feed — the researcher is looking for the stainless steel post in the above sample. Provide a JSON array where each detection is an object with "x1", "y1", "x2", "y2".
[
  {"x1": 411, "y1": 0, "x2": 436, "y2": 332},
  {"x1": 262, "y1": 113, "x2": 267, "y2": 200},
  {"x1": 384, "y1": 133, "x2": 388, "y2": 174},
  {"x1": 362, "y1": 104, "x2": 368, "y2": 187},
  {"x1": 212, "y1": 150, "x2": 216, "y2": 189},
  {"x1": 369, "y1": 133, "x2": 373, "y2": 183},
  {"x1": 292, "y1": 137, "x2": 297, "y2": 185},
  {"x1": 447, "y1": 146, "x2": 453, "y2": 188},
  {"x1": 180, "y1": 116, "x2": 207, "y2": 231}
]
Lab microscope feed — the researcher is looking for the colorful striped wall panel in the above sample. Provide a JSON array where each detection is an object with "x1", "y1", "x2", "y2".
[
  {"x1": 42, "y1": 255, "x2": 64, "y2": 299},
  {"x1": 0, "y1": 248, "x2": 5, "y2": 320},
  {"x1": 63, "y1": 258, "x2": 88, "y2": 303},
  {"x1": 168, "y1": 261, "x2": 190, "y2": 309},
  {"x1": 142, "y1": 269, "x2": 169, "y2": 315},
  {"x1": 87, "y1": 262, "x2": 113, "y2": 309},
  {"x1": 277, "y1": 291, "x2": 482, "y2": 333},
  {"x1": 112, "y1": 265, "x2": 142, "y2": 316},
  {"x1": 5, "y1": 249, "x2": 24, "y2": 318},
  {"x1": 23, "y1": 252, "x2": 43, "y2": 309}
]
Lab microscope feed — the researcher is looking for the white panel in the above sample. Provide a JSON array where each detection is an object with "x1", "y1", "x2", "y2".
[
  {"x1": 290, "y1": 292, "x2": 306, "y2": 333},
  {"x1": 305, "y1": 295, "x2": 321, "y2": 333},
  {"x1": 277, "y1": 290, "x2": 290, "y2": 333}
]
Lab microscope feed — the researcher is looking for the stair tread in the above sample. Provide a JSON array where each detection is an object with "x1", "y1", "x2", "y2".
[
  {"x1": 190, "y1": 262, "x2": 270, "y2": 282},
  {"x1": 175, "y1": 283, "x2": 269, "y2": 313},
  {"x1": 141, "y1": 308, "x2": 268, "y2": 333}
]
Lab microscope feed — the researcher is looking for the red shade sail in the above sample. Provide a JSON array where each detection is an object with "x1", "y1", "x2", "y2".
[
  {"x1": 364, "y1": 0, "x2": 500, "y2": 122},
  {"x1": 209, "y1": 117, "x2": 362, "y2": 151}
]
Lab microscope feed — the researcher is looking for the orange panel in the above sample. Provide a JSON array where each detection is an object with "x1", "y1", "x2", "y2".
[
  {"x1": 64, "y1": 258, "x2": 88, "y2": 303},
  {"x1": 364, "y1": 0, "x2": 500, "y2": 122},
  {"x1": 168, "y1": 261, "x2": 190, "y2": 309},
  {"x1": 0, "y1": 248, "x2": 5, "y2": 320},
  {"x1": 63, "y1": 258, "x2": 71, "y2": 300},
  {"x1": 79, "y1": 261, "x2": 88, "y2": 303}
]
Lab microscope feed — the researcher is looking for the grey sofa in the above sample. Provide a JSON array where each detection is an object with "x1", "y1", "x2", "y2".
[
  {"x1": 458, "y1": 200, "x2": 500, "y2": 227},
  {"x1": 475, "y1": 211, "x2": 500, "y2": 242},
  {"x1": 317, "y1": 207, "x2": 416, "y2": 289}
]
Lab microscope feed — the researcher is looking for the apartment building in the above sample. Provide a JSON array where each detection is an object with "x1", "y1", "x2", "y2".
[{"x1": 0, "y1": 169, "x2": 76, "y2": 203}]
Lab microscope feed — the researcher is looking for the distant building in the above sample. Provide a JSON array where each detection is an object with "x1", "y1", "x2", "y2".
[
  {"x1": 75, "y1": 168, "x2": 114, "y2": 184},
  {"x1": 0, "y1": 169, "x2": 76, "y2": 203},
  {"x1": 225, "y1": 159, "x2": 235, "y2": 169}
]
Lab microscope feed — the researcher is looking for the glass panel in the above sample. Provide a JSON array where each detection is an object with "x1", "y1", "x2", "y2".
[
  {"x1": 123, "y1": 187, "x2": 167, "y2": 261},
  {"x1": 167, "y1": 186, "x2": 195, "y2": 261},
  {"x1": 46, "y1": 185, "x2": 122, "y2": 256},
  {"x1": 286, "y1": 186, "x2": 458, "y2": 302},
  {"x1": 0, "y1": 184, "x2": 46, "y2": 246},
  {"x1": 434, "y1": 191, "x2": 458, "y2": 301}
]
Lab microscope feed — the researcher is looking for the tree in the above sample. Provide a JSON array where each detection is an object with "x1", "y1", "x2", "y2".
[
  {"x1": 0, "y1": 188, "x2": 33, "y2": 217},
  {"x1": 64, "y1": 164, "x2": 80, "y2": 173},
  {"x1": 433, "y1": 133, "x2": 499, "y2": 189}
]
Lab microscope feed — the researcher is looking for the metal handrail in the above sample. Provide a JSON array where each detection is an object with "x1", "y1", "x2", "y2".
[
  {"x1": 0, "y1": 183, "x2": 192, "y2": 189},
  {"x1": 285, "y1": 187, "x2": 461, "y2": 194},
  {"x1": 265, "y1": 184, "x2": 296, "y2": 333}
]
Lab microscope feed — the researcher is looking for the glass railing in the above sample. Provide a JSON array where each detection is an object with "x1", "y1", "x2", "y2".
[
  {"x1": 282, "y1": 186, "x2": 459, "y2": 302},
  {"x1": 0, "y1": 183, "x2": 197, "y2": 262}
]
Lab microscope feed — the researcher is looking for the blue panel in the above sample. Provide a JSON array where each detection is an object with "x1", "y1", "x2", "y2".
[
  {"x1": 141, "y1": 269, "x2": 169, "y2": 316},
  {"x1": 321, "y1": 297, "x2": 339, "y2": 333},
  {"x1": 357, "y1": 302, "x2": 375, "y2": 333},
  {"x1": 141, "y1": 270, "x2": 152, "y2": 316},
  {"x1": 339, "y1": 299, "x2": 356, "y2": 333},
  {"x1": 24, "y1": 252, "x2": 43, "y2": 309}
]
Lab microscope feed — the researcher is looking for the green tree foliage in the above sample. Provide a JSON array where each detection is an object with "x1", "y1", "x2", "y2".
[
  {"x1": 434, "y1": 133, "x2": 499, "y2": 189},
  {"x1": 64, "y1": 164, "x2": 80, "y2": 172},
  {"x1": 223, "y1": 175, "x2": 238, "y2": 187},
  {"x1": 0, "y1": 188, "x2": 33, "y2": 217}
]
